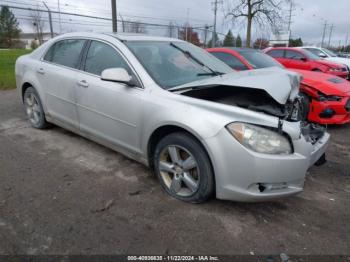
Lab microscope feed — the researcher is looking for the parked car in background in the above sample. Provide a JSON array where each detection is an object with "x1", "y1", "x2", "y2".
[
  {"x1": 264, "y1": 47, "x2": 349, "y2": 79},
  {"x1": 207, "y1": 47, "x2": 350, "y2": 125},
  {"x1": 16, "y1": 32, "x2": 329, "y2": 203},
  {"x1": 301, "y1": 46, "x2": 350, "y2": 71}
]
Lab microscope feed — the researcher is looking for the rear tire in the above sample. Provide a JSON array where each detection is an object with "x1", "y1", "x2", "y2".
[
  {"x1": 23, "y1": 87, "x2": 50, "y2": 129},
  {"x1": 153, "y1": 132, "x2": 214, "y2": 203}
]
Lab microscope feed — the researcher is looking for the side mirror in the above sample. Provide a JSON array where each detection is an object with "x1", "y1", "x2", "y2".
[
  {"x1": 319, "y1": 53, "x2": 327, "y2": 58},
  {"x1": 300, "y1": 57, "x2": 307, "y2": 62},
  {"x1": 101, "y1": 68, "x2": 139, "y2": 87}
]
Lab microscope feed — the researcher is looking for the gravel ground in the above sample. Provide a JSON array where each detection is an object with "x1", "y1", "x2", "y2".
[{"x1": 0, "y1": 89, "x2": 349, "y2": 256}]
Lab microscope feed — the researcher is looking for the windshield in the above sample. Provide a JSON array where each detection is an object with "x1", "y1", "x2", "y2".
[
  {"x1": 323, "y1": 48, "x2": 338, "y2": 57},
  {"x1": 125, "y1": 41, "x2": 232, "y2": 89},
  {"x1": 238, "y1": 50, "x2": 284, "y2": 69},
  {"x1": 302, "y1": 49, "x2": 321, "y2": 60}
]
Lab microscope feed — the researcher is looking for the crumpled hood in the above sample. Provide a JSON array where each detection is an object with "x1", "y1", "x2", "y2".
[
  {"x1": 291, "y1": 69, "x2": 350, "y2": 96},
  {"x1": 172, "y1": 67, "x2": 301, "y2": 104}
]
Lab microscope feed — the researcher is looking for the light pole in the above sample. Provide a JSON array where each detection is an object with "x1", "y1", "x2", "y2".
[
  {"x1": 43, "y1": 2, "x2": 54, "y2": 38},
  {"x1": 57, "y1": 0, "x2": 62, "y2": 33}
]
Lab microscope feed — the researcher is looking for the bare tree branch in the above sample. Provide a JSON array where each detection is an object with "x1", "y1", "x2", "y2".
[{"x1": 224, "y1": 0, "x2": 286, "y2": 47}]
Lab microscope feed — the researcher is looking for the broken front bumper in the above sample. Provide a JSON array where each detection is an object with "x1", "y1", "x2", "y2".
[{"x1": 204, "y1": 126, "x2": 330, "y2": 202}]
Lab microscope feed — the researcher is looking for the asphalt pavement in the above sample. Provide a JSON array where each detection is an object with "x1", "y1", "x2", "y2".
[{"x1": 0, "y1": 90, "x2": 349, "y2": 255}]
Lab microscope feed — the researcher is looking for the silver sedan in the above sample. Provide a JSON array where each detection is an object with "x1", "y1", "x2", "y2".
[{"x1": 15, "y1": 32, "x2": 329, "y2": 203}]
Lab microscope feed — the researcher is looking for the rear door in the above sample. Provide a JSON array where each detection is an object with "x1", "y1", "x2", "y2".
[
  {"x1": 75, "y1": 40, "x2": 145, "y2": 153},
  {"x1": 40, "y1": 39, "x2": 87, "y2": 130}
]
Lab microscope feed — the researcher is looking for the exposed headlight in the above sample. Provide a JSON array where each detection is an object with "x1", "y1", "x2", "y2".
[
  {"x1": 226, "y1": 122, "x2": 292, "y2": 155},
  {"x1": 318, "y1": 92, "x2": 342, "y2": 101},
  {"x1": 328, "y1": 68, "x2": 343, "y2": 72}
]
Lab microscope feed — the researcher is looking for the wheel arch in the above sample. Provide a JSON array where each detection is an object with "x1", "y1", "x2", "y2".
[
  {"x1": 21, "y1": 82, "x2": 34, "y2": 102},
  {"x1": 147, "y1": 125, "x2": 215, "y2": 176}
]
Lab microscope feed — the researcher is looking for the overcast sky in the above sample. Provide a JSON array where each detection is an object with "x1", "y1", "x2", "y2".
[{"x1": 7, "y1": 0, "x2": 350, "y2": 46}]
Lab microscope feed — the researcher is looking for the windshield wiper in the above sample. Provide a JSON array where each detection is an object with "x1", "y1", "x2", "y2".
[
  {"x1": 197, "y1": 72, "x2": 224, "y2": 76},
  {"x1": 169, "y1": 42, "x2": 222, "y2": 76}
]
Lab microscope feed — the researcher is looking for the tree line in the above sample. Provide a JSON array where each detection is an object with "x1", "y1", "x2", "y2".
[{"x1": 0, "y1": 6, "x2": 20, "y2": 48}]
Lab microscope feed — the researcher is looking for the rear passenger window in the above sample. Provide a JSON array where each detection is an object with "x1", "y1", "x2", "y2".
[
  {"x1": 84, "y1": 41, "x2": 132, "y2": 76},
  {"x1": 267, "y1": 49, "x2": 284, "y2": 58},
  {"x1": 44, "y1": 39, "x2": 85, "y2": 68},
  {"x1": 211, "y1": 52, "x2": 248, "y2": 70}
]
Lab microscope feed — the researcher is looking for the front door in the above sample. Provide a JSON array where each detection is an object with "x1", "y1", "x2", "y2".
[
  {"x1": 75, "y1": 40, "x2": 144, "y2": 153},
  {"x1": 285, "y1": 50, "x2": 310, "y2": 70}
]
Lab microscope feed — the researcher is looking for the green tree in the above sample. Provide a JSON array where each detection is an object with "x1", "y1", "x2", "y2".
[
  {"x1": 236, "y1": 34, "x2": 242, "y2": 47},
  {"x1": 289, "y1": 38, "x2": 303, "y2": 47},
  {"x1": 223, "y1": 30, "x2": 235, "y2": 47},
  {"x1": 0, "y1": 6, "x2": 21, "y2": 48}
]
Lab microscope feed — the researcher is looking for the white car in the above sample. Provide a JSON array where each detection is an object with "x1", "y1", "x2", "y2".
[
  {"x1": 15, "y1": 32, "x2": 329, "y2": 203},
  {"x1": 302, "y1": 46, "x2": 350, "y2": 71}
]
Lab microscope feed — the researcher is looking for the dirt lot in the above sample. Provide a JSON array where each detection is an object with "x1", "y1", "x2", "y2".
[{"x1": 0, "y1": 89, "x2": 349, "y2": 256}]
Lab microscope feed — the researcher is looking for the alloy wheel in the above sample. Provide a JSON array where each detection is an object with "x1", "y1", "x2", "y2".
[
  {"x1": 158, "y1": 145, "x2": 200, "y2": 197},
  {"x1": 25, "y1": 93, "x2": 41, "y2": 126}
]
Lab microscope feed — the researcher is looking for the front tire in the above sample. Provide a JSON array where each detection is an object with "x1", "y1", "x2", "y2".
[
  {"x1": 153, "y1": 132, "x2": 214, "y2": 203},
  {"x1": 23, "y1": 87, "x2": 50, "y2": 129},
  {"x1": 299, "y1": 92, "x2": 310, "y2": 121}
]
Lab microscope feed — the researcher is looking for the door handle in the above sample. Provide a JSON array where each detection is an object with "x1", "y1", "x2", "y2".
[
  {"x1": 77, "y1": 80, "x2": 89, "y2": 88},
  {"x1": 37, "y1": 68, "x2": 45, "y2": 75}
]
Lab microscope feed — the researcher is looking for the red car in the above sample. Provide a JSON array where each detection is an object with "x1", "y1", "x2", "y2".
[
  {"x1": 207, "y1": 47, "x2": 350, "y2": 124},
  {"x1": 264, "y1": 47, "x2": 349, "y2": 79}
]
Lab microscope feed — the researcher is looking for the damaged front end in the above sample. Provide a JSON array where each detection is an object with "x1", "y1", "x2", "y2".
[
  {"x1": 181, "y1": 86, "x2": 304, "y2": 122},
  {"x1": 173, "y1": 69, "x2": 327, "y2": 147}
]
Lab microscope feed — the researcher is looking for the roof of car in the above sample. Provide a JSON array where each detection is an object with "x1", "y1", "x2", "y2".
[
  {"x1": 52, "y1": 32, "x2": 184, "y2": 42},
  {"x1": 209, "y1": 47, "x2": 259, "y2": 52},
  {"x1": 267, "y1": 47, "x2": 303, "y2": 50},
  {"x1": 301, "y1": 46, "x2": 322, "y2": 49}
]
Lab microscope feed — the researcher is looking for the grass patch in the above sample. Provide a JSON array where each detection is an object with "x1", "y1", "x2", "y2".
[{"x1": 0, "y1": 49, "x2": 32, "y2": 90}]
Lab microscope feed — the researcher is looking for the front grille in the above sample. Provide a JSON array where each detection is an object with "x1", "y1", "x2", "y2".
[{"x1": 346, "y1": 98, "x2": 350, "y2": 112}]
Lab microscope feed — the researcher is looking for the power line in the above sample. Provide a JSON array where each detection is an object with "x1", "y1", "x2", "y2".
[{"x1": 2, "y1": 0, "x2": 212, "y2": 24}]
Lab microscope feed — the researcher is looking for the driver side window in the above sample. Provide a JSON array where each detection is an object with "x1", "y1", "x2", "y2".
[{"x1": 84, "y1": 41, "x2": 132, "y2": 76}]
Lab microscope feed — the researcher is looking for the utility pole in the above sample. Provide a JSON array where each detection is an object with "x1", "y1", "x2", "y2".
[
  {"x1": 212, "y1": 0, "x2": 219, "y2": 47},
  {"x1": 43, "y1": 2, "x2": 54, "y2": 38},
  {"x1": 204, "y1": 25, "x2": 209, "y2": 48},
  {"x1": 111, "y1": 0, "x2": 117, "y2": 32},
  {"x1": 57, "y1": 0, "x2": 62, "y2": 34},
  {"x1": 212, "y1": 0, "x2": 223, "y2": 47},
  {"x1": 287, "y1": 0, "x2": 293, "y2": 32},
  {"x1": 120, "y1": 13, "x2": 125, "y2": 32},
  {"x1": 185, "y1": 8, "x2": 190, "y2": 42},
  {"x1": 328, "y1": 24, "x2": 334, "y2": 47},
  {"x1": 321, "y1": 20, "x2": 327, "y2": 48},
  {"x1": 287, "y1": 0, "x2": 295, "y2": 46},
  {"x1": 345, "y1": 32, "x2": 349, "y2": 47}
]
